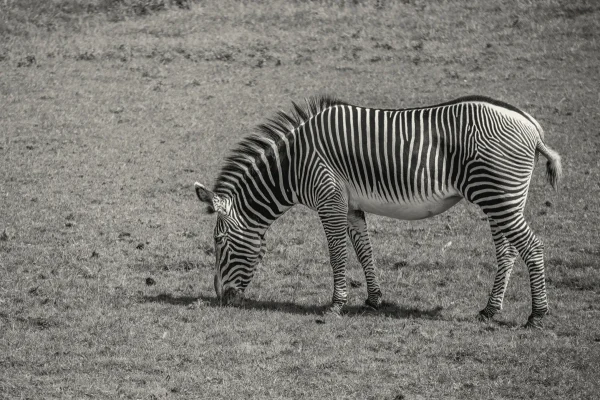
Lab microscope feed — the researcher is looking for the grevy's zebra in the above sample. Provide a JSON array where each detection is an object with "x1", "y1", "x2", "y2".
[{"x1": 195, "y1": 96, "x2": 562, "y2": 328}]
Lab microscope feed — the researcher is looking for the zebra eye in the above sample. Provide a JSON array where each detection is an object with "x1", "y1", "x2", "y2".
[{"x1": 215, "y1": 234, "x2": 226, "y2": 244}]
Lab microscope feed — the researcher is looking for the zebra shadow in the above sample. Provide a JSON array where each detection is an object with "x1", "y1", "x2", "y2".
[{"x1": 142, "y1": 293, "x2": 444, "y2": 321}]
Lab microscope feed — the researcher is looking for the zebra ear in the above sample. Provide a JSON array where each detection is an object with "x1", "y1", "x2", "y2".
[
  {"x1": 195, "y1": 182, "x2": 229, "y2": 215},
  {"x1": 195, "y1": 182, "x2": 213, "y2": 204},
  {"x1": 195, "y1": 182, "x2": 216, "y2": 214}
]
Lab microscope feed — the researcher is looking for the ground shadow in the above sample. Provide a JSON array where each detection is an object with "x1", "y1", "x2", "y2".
[
  {"x1": 142, "y1": 294, "x2": 532, "y2": 327},
  {"x1": 142, "y1": 293, "x2": 444, "y2": 321},
  {"x1": 142, "y1": 293, "x2": 200, "y2": 306}
]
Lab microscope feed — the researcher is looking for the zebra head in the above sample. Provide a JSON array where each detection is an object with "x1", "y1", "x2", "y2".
[{"x1": 195, "y1": 182, "x2": 265, "y2": 306}]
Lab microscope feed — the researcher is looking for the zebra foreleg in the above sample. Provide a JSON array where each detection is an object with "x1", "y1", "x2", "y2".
[
  {"x1": 347, "y1": 209, "x2": 382, "y2": 309},
  {"x1": 317, "y1": 195, "x2": 351, "y2": 315},
  {"x1": 478, "y1": 219, "x2": 519, "y2": 322}
]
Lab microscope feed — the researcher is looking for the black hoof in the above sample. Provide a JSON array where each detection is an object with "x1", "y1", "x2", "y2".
[
  {"x1": 326, "y1": 303, "x2": 345, "y2": 316},
  {"x1": 364, "y1": 298, "x2": 382, "y2": 310},
  {"x1": 317, "y1": 307, "x2": 343, "y2": 323},
  {"x1": 477, "y1": 311, "x2": 491, "y2": 323},
  {"x1": 477, "y1": 306, "x2": 498, "y2": 322},
  {"x1": 524, "y1": 315, "x2": 544, "y2": 329}
]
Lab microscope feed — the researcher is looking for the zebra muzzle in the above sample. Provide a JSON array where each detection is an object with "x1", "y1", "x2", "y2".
[{"x1": 222, "y1": 287, "x2": 244, "y2": 306}]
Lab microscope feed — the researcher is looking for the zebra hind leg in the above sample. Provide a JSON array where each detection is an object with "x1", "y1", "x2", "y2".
[
  {"x1": 347, "y1": 209, "x2": 382, "y2": 309},
  {"x1": 478, "y1": 219, "x2": 519, "y2": 322},
  {"x1": 497, "y1": 214, "x2": 549, "y2": 328}
]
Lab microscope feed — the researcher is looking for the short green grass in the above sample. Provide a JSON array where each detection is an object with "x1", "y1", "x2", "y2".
[{"x1": 1, "y1": 1, "x2": 599, "y2": 398}]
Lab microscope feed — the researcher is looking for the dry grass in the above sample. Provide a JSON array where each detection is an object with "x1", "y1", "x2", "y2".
[{"x1": 1, "y1": 0, "x2": 599, "y2": 399}]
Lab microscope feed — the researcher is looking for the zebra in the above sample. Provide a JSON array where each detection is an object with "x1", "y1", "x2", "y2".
[{"x1": 195, "y1": 95, "x2": 562, "y2": 328}]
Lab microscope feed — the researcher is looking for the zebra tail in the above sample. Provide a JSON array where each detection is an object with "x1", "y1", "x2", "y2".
[{"x1": 536, "y1": 140, "x2": 563, "y2": 190}]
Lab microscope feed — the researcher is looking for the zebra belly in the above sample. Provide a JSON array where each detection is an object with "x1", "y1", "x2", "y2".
[{"x1": 348, "y1": 189, "x2": 463, "y2": 221}]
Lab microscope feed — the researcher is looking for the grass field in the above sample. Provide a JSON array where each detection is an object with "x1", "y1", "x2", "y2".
[{"x1": 1, "y1": 0, "x2": 599, "y2": 398}]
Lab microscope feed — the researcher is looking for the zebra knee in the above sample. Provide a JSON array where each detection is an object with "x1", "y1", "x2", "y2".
[
  {"x1": 507, "y1": 245, "x2": 519, "y2": 260},
  {"x1": 504, "y1": 227, "x2": 543, "y2": 260},
  {"x1": 525, "y1": 235, "x2": 545, "y2": 262},
  {"x1": 526, "y1": 232, "x2": 543, "y2": 248}
]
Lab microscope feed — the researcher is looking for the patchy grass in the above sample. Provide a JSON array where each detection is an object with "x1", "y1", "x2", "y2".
[{"x1": 1, "y1": 0, "x2": 599, "y2": 398}]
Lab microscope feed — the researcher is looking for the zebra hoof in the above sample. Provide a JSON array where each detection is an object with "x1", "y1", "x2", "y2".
[
  {"x1": 318, "y1": 307, "x2": 343, "y2": 322},
  {"x1": 326, "y1": 301, "x2": 345, "y2": 315},
  {"x1": 364, "y1": 298, "x2": 382, "y2": 310},
  {"x1": 524, "y1": 315, "x2": 544, "y2": 329},
  {"x1": 477, "y1": 311, "x2": 492, "y2": 323},
  {"x1": 476, "y1": 312, "x2": 491, "y2": 323},
  {"x1": 315, "y1": 309, "x2": 342, "y2": 324},
  {"x1": 477, "y1": 307, "x2": 498, "y2": 322}
]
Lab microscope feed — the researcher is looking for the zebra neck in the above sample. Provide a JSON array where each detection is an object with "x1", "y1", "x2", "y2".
[
  {"x1": 228, "y1": 187, "x2": 294, "y2": 232},
  {"x1": 221, "y1": 134, "x2": 299, "y2": 231}
]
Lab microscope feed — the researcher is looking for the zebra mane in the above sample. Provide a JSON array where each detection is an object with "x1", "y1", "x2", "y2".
[{"x1": 213, "y1": 95, "x2": 346, "y2": 194}]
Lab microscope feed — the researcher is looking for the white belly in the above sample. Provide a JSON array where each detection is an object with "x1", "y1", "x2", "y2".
[{"x1": 348, "y1": 188, "x2": 463, "y2": 220}]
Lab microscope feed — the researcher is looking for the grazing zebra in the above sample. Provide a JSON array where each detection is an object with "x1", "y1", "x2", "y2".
[{"x1": 195, "y1": 95, "x2": 562, "y2": 328}]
